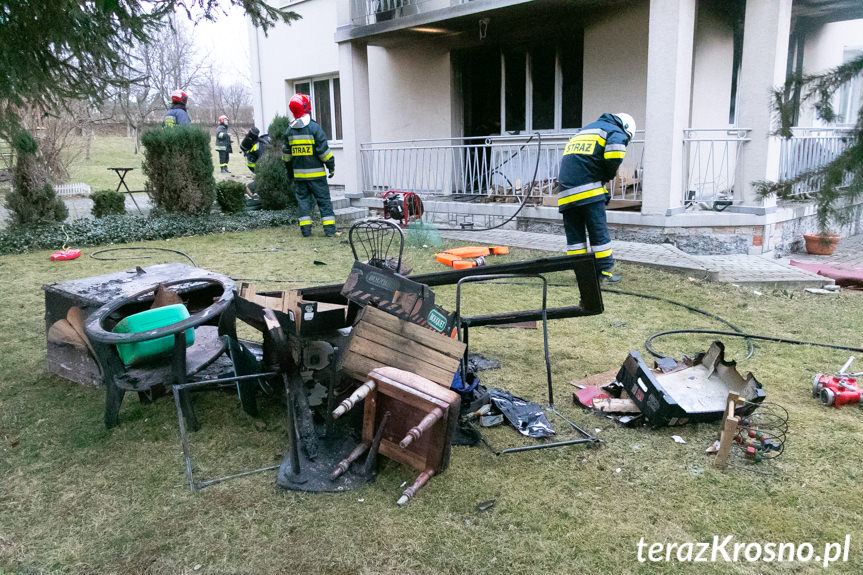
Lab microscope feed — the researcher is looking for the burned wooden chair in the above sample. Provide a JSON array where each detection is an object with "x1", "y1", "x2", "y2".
[
  {"x1": 84, "y1": 277, "x2": 258, "y2": 429},
  {"x1": 349, "y1": 218, "x2": 405, "y2": 273}
]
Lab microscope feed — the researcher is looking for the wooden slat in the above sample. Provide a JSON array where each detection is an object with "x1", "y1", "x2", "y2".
[
  {"x1": 353, "y1": 323, "x2": 460, "y2": 373},
  {"x1": 240, "y1": 284, "x2": 346, "y2": 328},
  {"x1": 360, "y1": 306, "x2": 464, "y2": 359},
  {"x1": 347, "y1": 338, "x2": 457, "y2": 387},
  {"x1": 371, "y1": 367, "x2": 460, "y2": 405},
  {"x1": 342, "y1": 350, "x2": 454, "y2": 388}
]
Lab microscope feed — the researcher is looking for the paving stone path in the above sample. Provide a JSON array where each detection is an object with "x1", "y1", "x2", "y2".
[{"x1": 439, "y1": 229, "x2": 863, "y2": 288}]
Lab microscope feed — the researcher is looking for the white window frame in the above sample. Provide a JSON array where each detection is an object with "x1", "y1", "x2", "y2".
[
  {"x1": 290, "y1": 75, "x2": 343, "y2": 143},
  {"x1": 837, "y1": 48, "x2": 863, "y2": 125},
  {"x1": 500, "y1": 47, "x2": 566, "y2": 134}
]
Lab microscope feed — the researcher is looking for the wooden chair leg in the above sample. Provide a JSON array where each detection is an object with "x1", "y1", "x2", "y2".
[{"x1": 105, "y1": 382, "x2": 125, "y2": 429}]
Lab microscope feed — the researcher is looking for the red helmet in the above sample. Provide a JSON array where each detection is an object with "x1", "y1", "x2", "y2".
[
  {"x1": 289, "y1": 93, "x2": 311, "y2": 119},
  {"x1": 171, "y1": 89, "x2": 188, "y2": 105},
  {"x1": 218, "y1": 114, "x2": 228, "y2": 125}
]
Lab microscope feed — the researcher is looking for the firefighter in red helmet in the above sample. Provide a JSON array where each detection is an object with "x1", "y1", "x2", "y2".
[
  {"x1": 283, "y1": 93, "x2": 336, "y2": 237},
  {"x1": 163, "y1": 89, "x2": 191, "y2": 127},
  {"x1": 215, "y1": 114, "x2": 233, "y2": 173}
]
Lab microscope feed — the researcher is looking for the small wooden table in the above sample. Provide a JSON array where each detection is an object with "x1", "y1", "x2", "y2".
[{"x1": 107, "y1": 167, "x2": 143, "y2": 213}]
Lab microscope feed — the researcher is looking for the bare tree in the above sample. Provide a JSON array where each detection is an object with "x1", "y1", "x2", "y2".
[
  {"x1": 114, "y1": 42, "x2": 163, "y2": 153},
  {"x1": 112, "y1": 17, "x2": 209, "y2": 152},
  {"x1": 193, "y1": 63, "x2": 225, "y2": 126},
  {"x1": 150, "y1": 18, "x2": 207, "y2": 121},
  {"x1": 223, "y1": 82, "x2": 253, "y2": 140}
]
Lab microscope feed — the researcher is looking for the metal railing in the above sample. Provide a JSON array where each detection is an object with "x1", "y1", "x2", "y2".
[
  {"x1": 778, "y1": 126, "x2": 855, "y2": 196},
  {"x1": 683, "y1": 129, "x2": 750, "y2": 206},
  {"x1": 360, "y1": 131, "x2": 645, "y2": 204},
  {"x1": 350, "y1": 0, "x2": 451, "y2": 25}
]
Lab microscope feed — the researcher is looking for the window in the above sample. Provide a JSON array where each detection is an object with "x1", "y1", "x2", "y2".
[
  {"x1": 837, "y1": 49, "x2": 863, "y2": 124},
  {"x1": 499, "y1": 39, "x2": 583, "y2": 133},
  {"x1": 290, "y1": 76, "x2": 343, "y2": 141}
]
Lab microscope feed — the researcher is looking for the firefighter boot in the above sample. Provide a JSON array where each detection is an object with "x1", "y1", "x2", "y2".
[
  {"x1": 323, "y1": 219, "x2": 337, "y2": 237},
  {"x1": 299, "y1": 218, "x2": 313, "y2": 237},
  {"x1": 599, "y1": 270, "x2": 621, "y2": 283}
]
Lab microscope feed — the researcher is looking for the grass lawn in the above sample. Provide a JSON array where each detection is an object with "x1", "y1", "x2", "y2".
[{"x1": 2, "y1": 229, "x2": 863, "y2": 574}]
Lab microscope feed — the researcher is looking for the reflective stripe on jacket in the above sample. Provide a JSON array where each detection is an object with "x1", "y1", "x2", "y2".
[
  {"x1": 245, "y1": 135, "x2": 271, "y2": 171},
  {"x1": 282, "y1": 116, "x2": 334, "y2": 180},
  {"x1": 163, "y1": 105, "x2": 191, "y2": 128},
  {"x1": 557, "y1": 113, "x2": 630, "y2": 211}
]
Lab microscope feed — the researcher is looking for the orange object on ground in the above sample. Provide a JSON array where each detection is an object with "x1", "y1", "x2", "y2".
[
  {"x1": 434, "y1": 245, "x2": 509, "y2": 268},
  {"x1": 452, "y1": 260, "x2": 475, "y2": 269}
]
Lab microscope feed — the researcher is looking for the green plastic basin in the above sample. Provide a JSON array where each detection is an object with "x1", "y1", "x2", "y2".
[{"x1": 113, "y1": 304, "x2": 195, "y2": 366}]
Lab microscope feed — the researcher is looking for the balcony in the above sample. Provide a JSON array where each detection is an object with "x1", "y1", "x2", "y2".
[
  {"x1": 359, "y1": 132, "x2": 645, "y2": 205},
  {"x1": 338, "y1": 0, "x2": 535, "y2": 42}
]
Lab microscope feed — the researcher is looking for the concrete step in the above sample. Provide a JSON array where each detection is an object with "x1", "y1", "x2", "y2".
[
  {"x1": 331, "y1": 196, "x2": 350, "y2": 210},
  {"x1": 334, "y1": 206, "x2": 368, "y2": 223}
]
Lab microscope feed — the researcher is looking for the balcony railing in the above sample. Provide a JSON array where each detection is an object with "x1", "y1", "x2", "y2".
[
  {"x1": 359, "y1": 132, "x2": 645, "y2": 204},
  {"x1": 682, "y1": 129, "x2": 750, "y2": 207},
  {"x1": 350, "y1": 0, "x2": 457, "y2": 25},
  {"x1": 778, "y1": 126, "x2": 855, "y2": 196}
]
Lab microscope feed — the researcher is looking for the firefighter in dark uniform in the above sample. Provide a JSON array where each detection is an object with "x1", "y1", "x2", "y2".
[
  {"x1": 283, "y1": 93, "x2": 336, "y2": 237},
  {"x1": 239, "y1": 126, "x2": 270, "y2": 198},
  {"x1": 215, "y1": 115, "x2": 233, "y2": 173},
  {"x1": 163, "y1": 90, "x2": 191, "y2": 127},
  {"x1": 557, "y1": 112, "x2": 635, "y2": 283}
]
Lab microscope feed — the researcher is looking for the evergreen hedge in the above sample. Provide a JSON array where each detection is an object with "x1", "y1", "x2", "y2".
[
  {"x1": 267, "y1": 115, "x2": 291, "y2": 148},
  {"x1": 0, "y1": 209, "x2": 297, "y2": 255},
  {"x1": 91, "y1": 189, "x2": 126, "y2": 218},
  {"x1": 141, "y1": 126, "x2": 216, "y2": 214},
  {"x1": 216, "y1": 180, "x2": 247, "y2": 213},
  {"x1": 254, "y1": 148, "x2": 296, "y2": 211},
  {"x1": 3, "y1": 130, "x2": 68, "y2": 225}
]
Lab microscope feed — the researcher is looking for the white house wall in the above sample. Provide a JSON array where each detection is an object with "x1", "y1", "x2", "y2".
[
  {"x1": 582, "y1": 1, "x2": 648, "y2": 130},
  {"x1": 367, "y1": 42, "x2": 453, "y2": 141},
  {"x1": 798, "y1": 19, "x2": 863, "y2": 127},
  {"x1": 689, "y1": 4, "x2": 734, "y2": 129},
  {"x1": 248, "y1": 0, "x2": 341, "y2": 128}
]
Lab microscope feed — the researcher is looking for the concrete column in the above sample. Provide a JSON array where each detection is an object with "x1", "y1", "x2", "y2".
[
  {"x1": 641, "y1": 0, "x2": 697, "y2": 215},
  {"x1": 338, "y1": 40, "x2": 372, "y2": 197},
  {"x1": 734, "y1": 0, "x2": 792, "y2": 210}
]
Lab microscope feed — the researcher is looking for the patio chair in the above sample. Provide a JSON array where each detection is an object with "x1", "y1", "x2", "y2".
[
  {"x1": 84, "y1": 277, "x2": 259, "y2": 430},
  {"x1": 349, "y1": 219, "x2": 405, "y2": 273}
]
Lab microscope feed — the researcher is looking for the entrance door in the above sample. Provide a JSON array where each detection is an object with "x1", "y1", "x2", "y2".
[{"x1": 461, "y1": 47, "x2": 501, "y2": 138}]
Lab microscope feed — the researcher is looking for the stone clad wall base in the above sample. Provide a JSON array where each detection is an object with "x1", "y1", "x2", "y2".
[
  {"x1": 516, "y1": 201, "x2": 863, "y2": 256},
  {"x1": 350, "y1": 196, "x2": 863, "y2": 256}
]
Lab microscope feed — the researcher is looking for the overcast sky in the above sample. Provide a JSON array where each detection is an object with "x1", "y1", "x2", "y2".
[{"x1": 188, "y1": 5, "x2": 251, "y2": 81}]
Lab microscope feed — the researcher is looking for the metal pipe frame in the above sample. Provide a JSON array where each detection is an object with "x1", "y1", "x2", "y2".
[
  {"x1": 172, "y1": 370, "x2": 280, "y2": 491},
  {"x1": 298, "y1": 253, "x2": 604, "y2": 320},
  {"x1": 454, "y1": 273, "x2": 598, "y2": 456}
]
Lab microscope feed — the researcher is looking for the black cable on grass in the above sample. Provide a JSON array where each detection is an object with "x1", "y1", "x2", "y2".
[
  {"x1": 431, "y1": 133, "x2": 542, "y2": 233},
  {"x1": 645, "y1": 330, "x2": 863, "y2": 358},
  {"x1": 469, "y1": 282, "x2": 858, "y2": 361},
  {"x1": 90, "y1": 247, "x2": 197, "y2": 267},
  {"x1": 600, "y1": 287, "x2": 755, "y2": 359}
]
